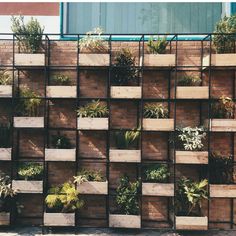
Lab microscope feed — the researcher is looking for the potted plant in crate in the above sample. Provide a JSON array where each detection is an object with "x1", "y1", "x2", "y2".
[
  {"x1": 110, "y1": 128, "x2": 141, "y2": 163},
  {"x1": 0, "y1": 123, "x2": 11, "y2": 161},
  {"x1": 74, "y1": 169, "x2": 107, "y2": 195},
  {"x1": 45, "y1": 132, "x2": 75, "y2": 162},
  {"x1": 77, "y1": 100, "x2": 109, "y2": 130},
  {"x1": 46, "y1": 74, "x2": 76, "y2": 98},
  {"x1": 78, "y1": 27, "x2": 109, "y2": 66},
  {"x1": 142, "y1": 103, "x2": 174, "y2": 131},
  {"x1": 176, "y1": 74, "x2": 209, "y2": 99},
  {"x1": 44, "y1": 181, "x2": 84, "y2": 226},
  {"x1": 12, "y1": 162, "x2": 43, "y2": 194},
  {"x1": 175, "y1": 177, "x2": 208, "y2": 230},
  {"x1": 142, "y1": 164, "x2": 173, "y2": 196},
  {"x1": 144, "y1": 36, "x2": 175, "y2": 67},
  {"x1": 0, "y1": 70, "x2": 12, "y2": 98},
  {"x1": 11, "y1": 16, "x2": 45, "y2": 67},
  {"x1": 111, "y1": 49, "x2": 141, "y2": 99},
  {"x1": 175, "y1": 126, "x2": 208, "y2": 164},
  {"x1": 109, "y1": 175, "x2": 141, "y2": 228},
  {"x1": 14, "y1": 86, "x2": 44, "y2": 128}
]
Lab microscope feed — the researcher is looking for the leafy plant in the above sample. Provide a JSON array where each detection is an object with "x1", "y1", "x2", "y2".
[
  {"x1": 176, "y1": 177, "x2": 208, "y2": 216},
  {"x1": 115, "y1": 175, "x2": 140, "y2": 215},
  {"x1": 51, "y1": 133, "x2": 71, "y2": 149},
  {"x1": 209, "y1": 152, "x2": 233, "y2": 184},
  {"x1": 45, "y1": 182, "x2": 84, "y2": 213},
  {"x1": 147, "y1": 36, "x2": 168, "y2": 54},
  {"x1": 144, "y1": 164, "x2": 170, "y2": 183},
  {"x1": 143, "y1": 103, "x2": 168, "y2": 118},
  {"x1": 11, "y1": 16, "x2": 44, "y2": 53},
  {"x1": 50, "y1": 74, "x2": 71, "y2": 86},
  {"x1": 0, "y1": 123, "x2": 11, "y2": 148},
  {"x1": 18, "y1": 162, "x2": 43, "y2": 180},
  {"x1": 0, "y1": 70, "x2": 12, "y2": 85},
  {"x1": 178, "y1": 75, "x2": 202, "y2": 86},
  {"x1": 74, "y1": 169, "x2": 106, "y2": 185},
  {"x1": 212, "y1": 95, "x2": 234, "y2": 119},
  {"x1": 77, "y1": 100, "x2": 108, "y2": 118},
  {"x1": 112, "y1": 49, "x2": 138, "y2": 86}
]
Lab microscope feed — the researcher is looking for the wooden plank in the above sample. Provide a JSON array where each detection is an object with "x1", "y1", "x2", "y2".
[
  {"x1": 143, "y1": 118, "x2": 174, "y2": 131},
  {"x1": 176, "y1": 86, "x2": 209, "y2": 99},
  {"x1": 175, "y1": 151, "x2": 208, "y2": 164},
  {"x1": 0, "y1": 213, "x2": 10, "y2": 226},
  {"x1": 12, "y1": 180, "x2": 43, "y2": 193},
  {"x1": 77, "y1": 117, "x2": 108, "y2": 130},
  {"x1": 46, "y1": 86, "x2": 77, "y2": 98},
  {"x1": 79, "y1": 53, "x2": 109, "y2": 66},
  {"x1": 210, "y1": 119, "x2": 236, "y2": 132},
  {"x1": 109, "y1": 214, "x2": 141, "y2": 228},
  {"x1": 175, "y1": 216, "x2": 208, "y2": 230},
  {"x1": 143, "y1": 54, "x2": 175, "y2": 67},
  {"x1": 14, "y1": 117, "x2": 44, "y2": 128},
  {"x1": 45, "y1": 149, "x2": 76, "y2": 161},
  {"x1": 15, "y1": 53, "x2": 45, "y2": 66},
  {"x1": 0, "y1": 148, "x2": 11, "y2": 161},
  {"x1": 0, "y1": 85, "x2": 12, "y2": 98},
  {"x1": 203, "y1": 54, "x2": 236, "y2": 67},
  {"x1": 109, "y1": 149, "x2": 141, "y2": 163},
  {"x1": 77, "y1": 181, "x2": 108, "y2": 195},
  {"x1": 110, "y1": 86, "x2": 142, "y2": 99},
  {"x1": 142, "y1": 183, "x2": 174, "y2": 196},
  {"x1": 44, "y1": 213, "x2": 75, "y2": 226},
  {"x1": 210, "y1": 184, "x2": 236, "y2": 198}
]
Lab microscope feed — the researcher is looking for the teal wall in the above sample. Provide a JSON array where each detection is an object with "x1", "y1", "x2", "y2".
[{"x1": 66, "y1": 2, "x2": 222, "y2": 34}]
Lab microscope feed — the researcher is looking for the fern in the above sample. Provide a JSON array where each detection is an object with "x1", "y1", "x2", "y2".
[{"x1": 147, "y1": 36, "x2": 168, "y2": 54}]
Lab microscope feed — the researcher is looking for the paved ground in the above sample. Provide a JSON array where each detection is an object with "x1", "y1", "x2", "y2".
[{"x1": 0, "y1": 228, "x2": 236, "y2": 236}]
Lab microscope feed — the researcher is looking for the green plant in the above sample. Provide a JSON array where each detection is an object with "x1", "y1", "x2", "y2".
[
  {"x1": 212, "y1": 95, "x2": 234, "y2": 119},
  {"x1": 45, "y1": 182, "x2": 84, "y2": 213},
  {"x1": 0, "y1": 70, "x2": 12, "y2": 85},
  {"x1": 147, "y1": 36, "x2": 168, "y2": 54},
  {"x1": 209, "y1": 152, "x2": 233, "y2": 184},
  {"x1": 0, "y1": 123, "x2": 11, "y2": 148},
  {"x1": 51, "y1": 133, "x2": 71, "y2": 149},
  {"x1": 213, "y1": 15, "x2": 236, "y2": 53},
  {"x1": 18, "y1": 162, "x2": 43, "y2": 180},
  {"x1": 143, "y1": 103, "x2": 168, "y2": 118},
  {"x1": 50, "y1": 74, "x2": 71, "y2": 86},
  {"x1": 112, "y1": 49, "x2": 138, "y2": 86},
  {"x1": 11, "y1": 16, "x2": 44, "y2": 53},
  {"x1": 177, "y1": 126, "x2": 207, "y2": 151},
  {"x1": 115, "y1": 175, "x2": 140, "y2": 215},
  {"x1": 77, "y1": 100, "x2": 108, "y2": 118},
  {"x1": 74, "y1": 169, "x2": 106, "y2": 184},
  {"x1": 178, "y1": 75, "x2": 202, "y2": 86},
  {"x1": 176, "y1": 177, "x2": 208, "y2": 216},
  {"x1": 144, "y1": 164, "x2": 170, "y2": 183}
]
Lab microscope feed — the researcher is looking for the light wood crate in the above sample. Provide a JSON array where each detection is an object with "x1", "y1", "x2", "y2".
[
  {"x1": 110, "y1": 86, "x2": 142, "y2": 99},
  {"x1": 12, "y1": 180, "x2": 43, "y2": 193},
  {"x1": 0, "y1": 213, "x2": 10, "y2": 225},
  {"x1": 109, "y1": 149, "x2": 141, "y2": 163},
  {"x1": 0, "y1": 148, "x2": 11, "y2": 161},
  {"x1": 175, "y1": 151, "x2": 208, "y2": 164},
  {"x1": 209, "y1": 119, "x2": 236, "y2": 132},
  {"x1": 142, "y1": 183, "x2": 174, "y2": 196},
  {"x1": 176, "y1": 86, "x2": 209, "y2": 99},
  {"x1": 143, "y1": 118, "x2": 174, "y2": 131},
  {"x1": 15, "y1": 53, "x2": 45, "y2": 66},
  {"x1": 143, "y1": 54, "x2": 175, "y2": 67},
  {"x1": 44, "y1": 213, "x2": 75, "y2": 226},
  {"x1": 0, "y1": 85, "x2": 12, "y2": 98},
  {"x1": 45, "y1": 149, "x2": 76, "y2": 161},
  {"x1": 14, "y1": 117, "x2": 44, "y2": 128},
  {"x1": 79, "y1": 53, "x2": 109, "y2": 66},
  {"x1": 210, "y1": 184, "x2": 236, "y2": 198},
  {"x1": 77, "y1": 117, "x2": 108, "y2": 130},
  {"x1": 203, "y1": 54, "x2": 236, "y2": 67},
  {"x1": 109, "y1": 214, "x2": 141, "y2": 228},
  {"x1": 77, "y1": 181, "x2": 108, "y2": 195},
  {"x1": 175, "y1": 216, "x2": 208, "y2": 230},
  {"x1": 46, "y1": 86, "x2": 77, "y2": 98}
]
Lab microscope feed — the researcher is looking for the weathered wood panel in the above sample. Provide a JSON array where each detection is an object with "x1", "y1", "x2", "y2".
[
  {"x1": 12, "y1": 180, "x2": 43, "y2": 193},
  {"x1": 175, "y1": 216, "x2": 208, "y2": 230},
  {"x1": 77, "y1": 118, "x2": 108, "y2": 130},
  {"x1": 15, "y1": 53, "x2": 45, "y2": 66},
  {"x1": 45, "y1": 149, "x2": 76, "y2": 161},
  {"x1": 0, "y1": 213, "x2": 10, "y2": 226},
  {"x1": 175, "y1": 151, "x2": 208, "y2": 164},
  {"x1": 46, "y1": 86, "x2": 77, "y2": 98},
  {"x1": 0, "y1": 148, "x2": 11, "y2": 161},
  {"x1": 203, "y1": 54, "x2": 236, "y2": 67},
  {"x1": 77, "y1": 181, "x2": 108, "y2": 195},
  {"x1": 110, "y1": 86, "x2": 142, "y2": 99},
  {"x1": 210, "y1": 185, "x2": 236, "y2": 198},
  {"x1": 176, "y1": 86, "x2": 209, "y2": 99},
  {"x1": 79, "y1": 54, "x2": 109, "y2": 66},
  {"x1": 109, "y1": 149, "x2": 141, "y2": 163},
  {"x1": 142, "y1": 183, "x2": 174, "y2": 196},
  {"x1": 14, "y1": 117, "x2": 44, "y2": 128},
  {"x1": 44, "y1": 213, "x2": 75, "y2": 226},
  {"x1": 109, "y1": 214, "x2": 141, "y2": 228},
  {"x1": 0, "y1": 85, "x2": 12, "y2": 97},
  {"x1": 143, "y1": 54, "x2": 175, "y2": 67},
  {"x1": 143, "y1": 119, "x2": 174, "y2": 131}
]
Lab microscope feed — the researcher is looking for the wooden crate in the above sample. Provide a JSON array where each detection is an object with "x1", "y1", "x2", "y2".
[
  {"x1": 0, "y1": 213, "x2": 10, "y2": 226},
  {"x1": 210, "y1": 184, "x2": 236, "y2": 198},
  {"x1": 45, "y1": 149, "x2": 76, "y2": 162},
  {"x1": 109, "y1": 214, "x2": 141, "y2": 228},
  {"x1": 209, "y1": 119, "x2": 236, "y2": 132},
  {"x1": 0, "y1": 85, "x2": 12, "y2": 98},
  {"x1": 12, "y1": 180, "x2": 43, "y2": 193},
  {"x1": 176, "y1": 86, "x2": 209, "y2": 99},
  {"x1": 110, "y1": 86, "x2": 142, "y2": 99},
  {"x1": 143, "y1": 118, "x2": 174, "y2": 131},
  {"x1": 203, "y1": 54, "x2": 236, "y2": 67},
  {"x1": 175, "y1": 216, "x2": 208, "y2": 230},
  {"x1": 79, "y1": 53, "x2": 109, "y2": 66},
  {"x1": 142, "y1": 183, "x2": 174, "y2": 196},
  {"x1": 14, "y1": 117, "x2": 44, "y2": 128},
  {"x1": 175, "y1": 151, "x2": 208, "y2": 164},
  {"x1": 77, "y1": 181, "x2": 108, "y2": 195},
  {"x1": 109, "y1": 149, "x2": 141, "y2": 163},
  {"x1": 77, "y1": 117, "x2": 108, "y2": 130},
  {"x1": 143, "y1": 54, "x2": 175, "y2": 67},
  {"x1": 0, "y1": 148, "x2": 11, "y2": 161},
  {"x1": 46, "y1": 86, "x2": 77, "y2": 98},
  {"x1": 15, "y1": 53, "x2": 45, "y2": 66},
  {"x1": 44, "y1": 213, "x2": 75, "y2": 226}
]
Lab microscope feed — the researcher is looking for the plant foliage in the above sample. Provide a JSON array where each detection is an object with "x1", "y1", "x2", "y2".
[
  {"x1": 18, "y1": 162, "x2": 43, "y2": 180},
  {"x1": 51, "y1": 133, "x2": 71, "y2": 149},
  {"x1": 143, "y1": 103, "x2": 168, "y2": 118},
  {"x1": 147, "y1": 36, "x2": 168, "y2": 54},
  {"x1": 50, "y1": 74, "x2": 71, "y2": 86},
  {"x1": 144, "y1": 164, "x2": 170, "y2": 183},
  {"x1": 0, "y1": 70, "x2": 12, "y2": 85},
  {"x1": 178, "y1": 75, "x2": 202, "y2": 86},
  {"x1": 74, "y1": 169, "x2": 106, "y2": 185}
]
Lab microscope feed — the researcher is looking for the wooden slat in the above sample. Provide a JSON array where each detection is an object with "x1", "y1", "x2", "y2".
[
  {"x1": 109, "y1": 214, "x2": 141, "y2": 228},
  {"x1": 77, "y1": 117, "x2": 108, "y2": 130},
  {"x1": 44, "y1": 213, "x2": 75, "y2": 226},
  {"x1": 210, "y1": 184, "x2": 236, "y2": 198},
  {"x1": 14, "y1": 117, "x2": 44, "y2": 128},
  {"x1": 0, "y1": 85, "x2": 12, "y2": 98},
  {"x1": 142, "y1": 118, "x2": 174, "y2": 131},
  {"x1": 46, "y1": 86, "x2": 77, "y2": 98},
  {"x1": 203, "y1": 54, "x2": 236, "y2": 67},
  {"x1": 109, "y1": 149, "x2": 141, "y2": 163},
  {"x1": 110, "y1": 86, "x2": 142, "y2": 99},
  {"x1": 142, "y1": 183, "x2": 174, "y2": 196},
  {"x1": 143, "y1": 54, "x2": 175, "y2": 67},
  {"x1": 12, "y1": 180, "x2": 43, "y2": 193},
  {"x1": 210, "y1": 119, "x2": 236, "y2": 132},
  {"x1": 176, "y1": 86, "x2": 209, "y2": 99},
  {"x1": 15, "y1": 53, "x2": 45, "y2": 66},
  {"x1": 0, "y1": 213, "x2": 10, "y2": 226},
  {"x1": 45, "y1": 149, "x2": 76, "y2": 161},
  {"x1": 0, "y1": 148, "x2": 11, "y2": 161},
  {"x1": 79, "y1": 53, "x2": 109, "y2": 66},
  {"x1": 175, "y1": 151, "x2": 208, "y2": 164},
  {"x1": 77, "y1": 181, "x2": 108, "y2": 195},
  {"x1": 175, "y1": 216, "x2": 208, "y2": 230}
]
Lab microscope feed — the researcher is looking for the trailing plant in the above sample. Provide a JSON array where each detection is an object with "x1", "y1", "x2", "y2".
[
  {"x1": 18, "y1": 162, "x2": 43, "y2": 180},
  {"x1": 51, "y1": 133, "x2": 71, "y2": 149},
  {"x1": 177, "y1": 126, "x2": 207, "y2": 151},
  {"x1": 45, "y1": 181, "x2": 84, "y2": 213},
  {"x1": 144, "y1": 164, "x2": 170, "y2": 183},
  {"x1": 74, "y1": 169, "x2": 106, "y2": 185},
  {"x1": 147, "y1": 36, "x2": 168, "y2": 54},
  {"x1": 50, "y1": 74, "x2": 71, "y2": 86},
  {"x1": 0, "y1": 70, "x2": 12, "y2": 85},
  {"x1": 209, "y1": 152, "x2": 233, "y2": 184},
  {"x1": 178, "y1": 75, "x2": 202, "y2": 86},
  {"x1": 11, "y1": 16, "x2": 44, "y2": 53},
  {"x1": 176, "y1": 177, "x2": 208, "y2": 216},
  {"x1": 112, "y1": 49, "x2": 138, "y2": 86},
  {"x1": 211, "y1": 95, "x2": 234, "y2": 119},
  {"x1": 213, "y1": 15, "x2": 236, "y2": 53},
  {"x1": 115, "y1": 175, "x2": 140, "y2": 215},
  {"x1": 77, "y1": 100, "x2": 108, "y2": 118},
  {"x1": 143, "y1": 103, "x2": 168, "y2": 119},
  {"x1": 0, "y1": 123, "x2": 11, "y2": 148}
]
